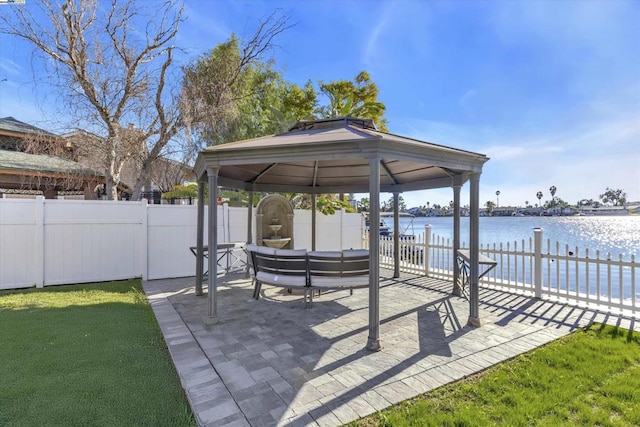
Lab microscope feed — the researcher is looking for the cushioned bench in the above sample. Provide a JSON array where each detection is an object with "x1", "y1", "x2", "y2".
[{"x1": 248, "y1": 247, "x2": 370, "y2": 307}]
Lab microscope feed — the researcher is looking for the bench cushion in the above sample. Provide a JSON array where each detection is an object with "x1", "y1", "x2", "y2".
[
  {"x1": 256, "y1": 271, "x2": 308, "y2": 288},
  {"x1": 255, "y1": 245, "x2": 277, "y2": 254},
  {"x1": 308, "y1": 250, "x2": 342, "y2": 258},
  {"x1": 309, "y1": 275, "x2": 369, "y2": 289},
  {"x1": 274, "y1": 248, "x2": 307, "y2": 256},
  {"x1": 343, "y1": 249, "x2": 369, "y2": 257}
]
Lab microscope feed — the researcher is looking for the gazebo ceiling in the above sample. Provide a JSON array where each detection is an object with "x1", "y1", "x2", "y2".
[{"x1": 194, "y1": 117, "x2": 489, "y2": 194}]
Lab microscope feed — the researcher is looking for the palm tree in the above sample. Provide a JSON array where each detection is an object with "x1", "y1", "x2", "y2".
[
  {"x1": 485, "y1": 200, "x2": 495, "y2": 216},
  {"x1": 525, "y1": 200, "x2": 529, "y2": 208},
  {"x1": 536, "y1": 191, "x2": 543, "y2": 206},
  {"x1": 549, "y1": 186, "x2": 558, "y2": 208},
  {"x1": 495, "y1": 190, "x2": 500, "y2": 207}
]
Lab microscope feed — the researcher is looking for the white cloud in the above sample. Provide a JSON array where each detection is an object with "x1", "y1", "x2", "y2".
[
  {"x1": 483, "y1": 144, "x2": 563, "y2": 162},
  {"x1": 176, "y1": 4, "x2": 234, "y2": 57},
  {"x1": 459, "y1": 89, "x2": 478, "y2": 117},
  {"x1": 0, "y1": 58, "x2": 23, "y2": 76},
  {"x1": 362, "y1": 5, "x2": 393, "y2": 68}
]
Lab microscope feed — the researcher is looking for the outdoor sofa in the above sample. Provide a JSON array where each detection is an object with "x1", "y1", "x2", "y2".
[{"x1": 247, "y1": 244, "x2": 370, "y2": 307}]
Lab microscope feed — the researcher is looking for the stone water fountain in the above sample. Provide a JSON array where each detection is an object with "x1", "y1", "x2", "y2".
[
  {"x1": 263, "y1": 215, "x2": 291, "y2": 249},
  {"x1": 255, "y1": 194, "x2": 294, "y2": 249}
]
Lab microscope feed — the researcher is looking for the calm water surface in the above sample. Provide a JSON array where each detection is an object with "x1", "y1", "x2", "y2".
[{"x1": 393, "y1": 216, "x2": 640, "y2": 259}]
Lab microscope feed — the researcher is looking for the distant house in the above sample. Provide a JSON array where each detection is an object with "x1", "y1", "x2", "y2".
[
  {"x1": 545, "y1": 205, "x2": 578, "y2": 216},
  {"x1": 579, "y1": 204, "x2": 639, "y2": 216},
  {"x1": 492, "y1": 206, "x2": 517, "y2": 216},
  {"x1": 444, "y1": 206, "x2": 470, "y2": 217},
  {"x1": 0, "y1": 117, "x2": 105, "y2": 199},
  {"x1": 62, "y1": 129, "x2": 195, "y2": 202}
]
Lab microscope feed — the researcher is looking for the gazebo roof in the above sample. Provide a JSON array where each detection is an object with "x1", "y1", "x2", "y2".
[
  {"x1": 194, "y1": 117, "x2": 491, "y2": 345},
  {"x1": 194, "y1": 117, "x2": 489, "y2": 194}
]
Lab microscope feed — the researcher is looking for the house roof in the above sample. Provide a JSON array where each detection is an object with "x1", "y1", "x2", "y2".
[
  {"x1": 194, "y1": 116, "x2": 489, "y2": 194},
  {"x1": 0, "y1": 149, "x2": 102, "y2": 177},
  {"x1": 0, "y1": 116, "x2": 56, "y2": 137}
]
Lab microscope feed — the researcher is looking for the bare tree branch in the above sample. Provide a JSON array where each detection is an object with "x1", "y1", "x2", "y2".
[
  {"x1": 180, "y1": 10, "x2": 293, "y2": 151},
  {"x1": 1, "y1": 0, "x2": 184, "y2": 200}
]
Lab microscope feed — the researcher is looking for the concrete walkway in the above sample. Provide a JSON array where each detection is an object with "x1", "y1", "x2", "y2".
[{"x1": 142, "y1": 272, "x2": 638, "y2": 427}]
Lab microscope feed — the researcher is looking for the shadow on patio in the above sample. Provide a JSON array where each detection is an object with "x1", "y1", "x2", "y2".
[{"x1": 144, "y1": 270, "x2": 636, "y2": 427}]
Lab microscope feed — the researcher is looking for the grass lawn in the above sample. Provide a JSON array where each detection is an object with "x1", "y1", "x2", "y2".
[
  {"x1": 0, "y1": 280, "x2": 195, "y2": 427},
  {"x1": 350, "y1": 323, "x2": 640, "y2": 427}
]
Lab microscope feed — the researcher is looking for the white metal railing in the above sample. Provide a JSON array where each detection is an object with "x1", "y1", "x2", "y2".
[{"x1": 372, "y1": 225, "x2": 638, "y2": 316}]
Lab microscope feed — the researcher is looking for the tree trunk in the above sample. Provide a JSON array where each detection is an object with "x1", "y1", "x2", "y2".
[
  {"x1": 131, "y1": 162, "x2": 152, "y2": 201},
  {"x1": 105, "y1": 175, "x2": 116, "y2": 201}
]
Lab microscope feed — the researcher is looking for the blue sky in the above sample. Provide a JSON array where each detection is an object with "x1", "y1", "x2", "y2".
[{"x1": 1, "y1": 0, "x2": 639, "y2": 208}]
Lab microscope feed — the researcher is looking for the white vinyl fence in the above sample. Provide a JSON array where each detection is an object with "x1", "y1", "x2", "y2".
[
  {"x1": 376, "y1": 225, "x2": 639, "y2": 316},
  {"x1": 0, "y1": 197, "x2": 365, "y2": 289}
]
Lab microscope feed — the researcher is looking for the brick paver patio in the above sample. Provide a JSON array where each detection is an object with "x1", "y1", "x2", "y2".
[{"x1": 143, "y1": 271, "x2": 638, "y2": 427}]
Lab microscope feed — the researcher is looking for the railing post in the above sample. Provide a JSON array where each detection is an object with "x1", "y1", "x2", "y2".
[
  {"x1": 424, "y1": 224, "x2": 431, "y2": 277},
  {"x1": 534, "y1": 227, "x2": 543, "y2": 298}
]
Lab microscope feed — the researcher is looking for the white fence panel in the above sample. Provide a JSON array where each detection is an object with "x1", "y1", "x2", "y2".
[
  {"x1": 225, "y1": 206, "x2": 249, "y2": 243},
  {"x1": 0, "y1": 199, "x2": 365, "y2": 289},
  {"x1": 43, "y1": 200, "x2": 142, "y2": 286},
  {"x1": 293, "y1": 209, "x2": 312, "y2": 250},
  {"x1": 147, "y1": 205, "x2": 208, "y2": 281},
  {"x1": 343, "y1": 212, "x2": 366, "y2": 250},
  {"x1": 0, "y1": 198, "x2": 39, "y2": 289},
  {"x1": 317, "y1": 210, "x2": 344, "y2": 251}
]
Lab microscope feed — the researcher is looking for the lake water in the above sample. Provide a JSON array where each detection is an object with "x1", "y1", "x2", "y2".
[{"x1": 391, "y1": 216, "x2": 640, "y2": 259}]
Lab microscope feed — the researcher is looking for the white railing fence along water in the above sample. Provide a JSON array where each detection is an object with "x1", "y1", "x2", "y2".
[{"x1": 373, "y1": 225, "x2": 638, "y2": 316}]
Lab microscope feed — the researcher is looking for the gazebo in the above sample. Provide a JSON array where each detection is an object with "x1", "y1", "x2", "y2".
[{"x1": 193, "y1": 117, "x2": 489, "y2": 351}]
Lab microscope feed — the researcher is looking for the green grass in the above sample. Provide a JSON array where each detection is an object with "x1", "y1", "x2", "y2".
[
  {"x1": 350, "y1": 324, "x2": 640, "y2": 427},
  {"x1": 0, "y1": 280, "x2": 195, "y2": 427}
]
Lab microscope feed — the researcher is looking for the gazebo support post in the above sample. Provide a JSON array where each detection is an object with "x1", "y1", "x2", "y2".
[
  {"x1": 245, "y1": 190, "x2": 254, "y2": 278},
  {"x1": 393, "y1": 192, "x2": 400, "y2": 278},
  {"x1": 452, "y1": 182, "x2": 462, "y2": 296},
  {"x1": 311, "y1": 194, "x2": 317, "y2": 251},
  {"x1": 205, "y1": 167, "x2": 220, "y2": 324},
  {"x1": 467, "y1": 172, "x2": 481, "y2": 327},
  {"x1": 195, "y1": 180, "x2": 206, "y2": 296},
  {"x1": 367, "y1": 157, "x2": 382, "y2": 351}
]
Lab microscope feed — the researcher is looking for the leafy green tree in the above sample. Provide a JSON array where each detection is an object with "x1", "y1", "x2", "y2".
[
  {"x1": 181, "y1": 14, "x2": 316, "y2": 147},
  {"x1": 315, "y1": 71, "x2": 388, "y2": 131},
  {"x1": 283, "y1": 193, "x2": 354, "y2": 215},
  {"x1": 316, "y1": 194, "x2": 356, "y2": 215},
  {"x1": 357, "y1": 197, "x2": 370, "y2": 213},
  {"x1": 385, "y1": 195, "x2": 406, "y2": 212},
  {"x1": 600, "y1": 187, "x2": 627, "y2": 206},
  {"x1": 162, "y1": 183, "x2": 199, "y2": 200},
  {"x1": 544, "y1": 197, "x2": 569, "y2": 209},
  {"x1": 577, "y1": 198, "x2": 595, "y2": 207}
]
